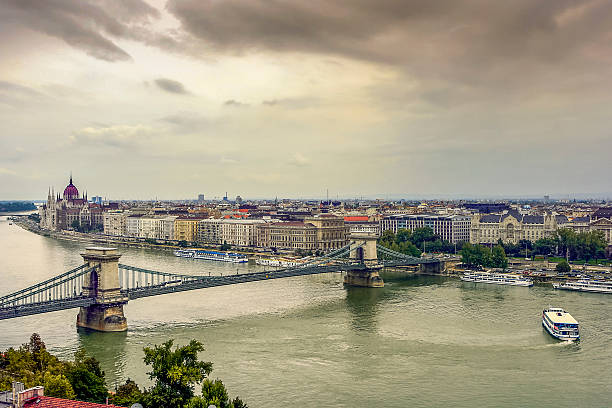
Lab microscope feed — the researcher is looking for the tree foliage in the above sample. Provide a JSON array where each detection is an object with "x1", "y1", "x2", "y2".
[
  {"x1": 0, "y1": 334, "x2": 107, "y2": 403},
  {"x1": 111, "y1": 378, "x2": 143, "y2": 407},
  {"x1": 379, "y1": 229, "x2": 420, "y2": 257},
  {"x1": 0, "y1": 201, "x2": 36, "y2": 212},
  {"x1": 135, "y1": 339, "x2": 246, "y2": 408},
  {"x1": 187, "y1": 379, "x2": 248, "y2": 408},
  {"x1": 379, "y1": 228, "x2": 464, "y2": 257},
  {"x1": 491, "y1": 245, "x2": 508, "y2": 269},
  {"x1": 2, "y1": 335, "x2": 247, "y2": 408},
  {"x1": 461, "y1": 243, "x2": 507, "y2": 269},
  {"x1": 142, "y1": 339, "x2": 212, "y2": 408},
  {"x1": 555, "y1": 259, "x2": 571, "y2": 273},
  {"x1": 66, "y1": 349, "x2": 108, "y2": 403},
  {"x1": 497, "y1": 229, "x2": 609, "y2": 261}
]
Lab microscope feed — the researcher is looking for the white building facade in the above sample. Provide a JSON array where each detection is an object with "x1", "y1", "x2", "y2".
[{"x1": 381, "y1": 214, "x2": 471, "y2": 243}]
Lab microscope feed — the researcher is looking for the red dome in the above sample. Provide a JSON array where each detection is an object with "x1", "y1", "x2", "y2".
[{"x1": 63, "y1": 176, "x2": 79, "y2": 200}]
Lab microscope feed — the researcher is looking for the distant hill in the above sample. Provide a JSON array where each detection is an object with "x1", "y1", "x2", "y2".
[{"x1": 0, "y1": 201, "x2": 36, "y2": 212}]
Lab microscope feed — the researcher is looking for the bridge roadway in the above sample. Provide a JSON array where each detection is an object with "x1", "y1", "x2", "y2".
[
  {"x1": 0, "y1": 239, "x2": 443, "y2": 328},
  {"x1": 0, "y1": 258, "x2": 437, "y2": 321}
]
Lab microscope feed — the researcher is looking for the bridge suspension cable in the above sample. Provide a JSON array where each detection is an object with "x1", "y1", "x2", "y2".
[
  {"x1": 0, "y1": 264, "x2": 99, "y2": 320},
  {"x1": 2, "y1": 241, "x2": 434, "y2": 322},
  {"x1": 0, "y1": 264, "x2": 95, "y2": 308}
]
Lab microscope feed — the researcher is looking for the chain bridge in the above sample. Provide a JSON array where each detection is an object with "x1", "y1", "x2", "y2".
[{"x1": 0, "y1": 234, "x2": 443, "y2": 331}]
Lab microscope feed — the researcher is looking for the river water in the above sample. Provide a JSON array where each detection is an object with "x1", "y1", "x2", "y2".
[{"x1": 1, "y1": 214, "x2": 611, "y2": 407}]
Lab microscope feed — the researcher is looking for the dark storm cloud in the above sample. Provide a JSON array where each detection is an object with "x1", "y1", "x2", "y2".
[
  {"x1": 154, "y1": 78, "x2": 190, "y2": 94},
  {"x1": 1, "y1": 0, "x2": 161, "y2": 62},
  {"x1": 166, "y1": 0, "x2": 612, "y2": 89}
]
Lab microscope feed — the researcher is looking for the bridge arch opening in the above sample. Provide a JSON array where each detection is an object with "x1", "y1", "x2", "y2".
[
  {"x1": 89, "y1": 269, "x2": 99, "y2": 298},
  {"x1": 355, "y1": 247, "x2": 364, "y2": 262}
]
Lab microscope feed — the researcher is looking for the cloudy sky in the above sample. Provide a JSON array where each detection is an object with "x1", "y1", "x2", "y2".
[{"x1": 1, "y1": 0, "x2": 611, "y2": 200}]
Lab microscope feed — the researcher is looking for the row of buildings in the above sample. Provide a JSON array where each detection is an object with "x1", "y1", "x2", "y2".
[
  {"x1": 40, "y1": 176, "x2": 612, "y2": 252},
  {"x1": 378, "y1": 211, "x2": 612, "y2": 245},
  {"x1": 104, "y1": 209, "x2": 612, "y2": 250},
  {"x1": 104, "y1": 212, "x2": 350, "y2": 251}
]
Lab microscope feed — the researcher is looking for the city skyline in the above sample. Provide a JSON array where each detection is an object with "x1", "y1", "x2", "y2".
[
  {"x1": 3, "y1": 174, "x2": 612, "y2": 202},
  {"x1": 2, "y1": 0, "x2": 612, "y2": 200}
]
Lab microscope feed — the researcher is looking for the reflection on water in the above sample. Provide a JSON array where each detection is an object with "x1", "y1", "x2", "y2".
[
  {"x1": 77, "y1": 329, "x2": 129, "y2": 389},
  {"x1": 344, "y1": 286, "x2": 386, "y2": 333}
]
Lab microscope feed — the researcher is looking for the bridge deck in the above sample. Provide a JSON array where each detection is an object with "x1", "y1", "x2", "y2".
[{"x1": 0, "y1": 243, "x2": 443, "y2": 321}]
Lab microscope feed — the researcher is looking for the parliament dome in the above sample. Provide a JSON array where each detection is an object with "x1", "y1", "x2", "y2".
[{"x1": 63, "y1": 176, "x2": 79, "y2": 200}]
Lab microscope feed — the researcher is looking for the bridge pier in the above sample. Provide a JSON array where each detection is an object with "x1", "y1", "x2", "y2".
[
  {"x1": 76, "y1": 247, "x2": 128, "y2": 332},
  {"x1": 343, "y1": 265, "x2": 384, "y2": 288},
  {"x1": 419, "y1": 261, "x2": 445, "y2": 275},
  {"x1": 344, "y1": 233, "x2": 384, "y2": 288}
]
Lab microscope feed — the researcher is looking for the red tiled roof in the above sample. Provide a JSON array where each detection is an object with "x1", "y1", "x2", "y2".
[
  {"x1": 23, "y1": 396, "x2": 122, "y2": 408},
  {"x1": 344, "y1": 216, "x2": 369, "y2": 222}
]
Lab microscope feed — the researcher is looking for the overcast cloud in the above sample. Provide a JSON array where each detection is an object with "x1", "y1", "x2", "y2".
[{"x1": 0, "y1": 0, "x2": 611, "y2": 199}]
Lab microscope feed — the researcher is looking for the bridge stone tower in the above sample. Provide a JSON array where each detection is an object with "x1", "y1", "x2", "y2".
[
  {"x1": 77, "y1": 247, "x2": 128, "y2": 332},
  {"x1": 344, "y1": 232, "x2": 384, "y2": 288}
]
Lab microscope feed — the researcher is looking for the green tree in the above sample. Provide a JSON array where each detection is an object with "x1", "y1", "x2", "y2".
[
  {"x1": 200, "y1": 379, "x2": 229, "y2": 407},
  {"x1": 378, "y1": 230, "x2": 396, "y2": 247},
  {"x1": 142, "y1": 339, "x2": 213, "y2": 408},
  {"x1": 556, "y1": 228, "x2": 577, "y2": 260},
  {"x1": 555, "y1": 259, "x2": 571, "y2": 273},
  {"x1": 43, "y1": 372, "x2": 75, "y2": 400},
  {"x1": 0, "y1": 334, "x2": 106, "y2": 404},
  {"x1": 396, "y1": 228, "x2": 412, "y2": 244},
  {"x1": 411, "y1": 227, "x2": 436, "y2": 249},
  {"x1": 533, "y1": 237, "x2": 557, "y2": 256},
  {"x1": 187, "y1": 379, "x2": 248, "y2": 408},
  {"x1": 491, "y1": 245, "x2": 508, "y2": 269},
  {"x1": 461, "y1": 243, "x2": 493, "y2": 268},
  {"x1": 111, "y1": 378, "x2": 144, "y2": 407},
  {"x1": 581, "y1": 230, "x2": 607, "y2": 263},
  {"x1": 66, "y1": 349, "x2": 108, "y2": 403},
  {"x1": 398, "y1": 241, "x2": 421, "y2": 257}
]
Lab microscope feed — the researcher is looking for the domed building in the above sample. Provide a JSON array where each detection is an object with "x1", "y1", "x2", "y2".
[{"x1": 40, "y1": 175, "x2": 105, "y2": 231}]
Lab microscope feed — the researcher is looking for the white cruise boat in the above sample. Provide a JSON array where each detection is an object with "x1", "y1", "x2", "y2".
[
  {"x1": 553, "y1": 279, "x2": 612, "y2": 294},
  {"x1": 174, "y1": 249, "x2": 248, "y2": 263},
  {"x1": 542, "y1": 307, "x2": 580, "y2": 341},
  {"x1": 461, "y1": 271, "x2": 533, "y2": 287},
  {"x1": 255, "y1": 258, "x2": 305, "y2": 267}
]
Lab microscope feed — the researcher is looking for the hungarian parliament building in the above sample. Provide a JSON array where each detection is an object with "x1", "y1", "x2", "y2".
[{"x1": 39, "y1": 176, "x2": 116, "y2": 231}]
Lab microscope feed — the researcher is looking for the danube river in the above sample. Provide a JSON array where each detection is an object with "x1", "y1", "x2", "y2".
[{"x1": 1, "y1": 215, "x2": 611, "y2": 407}]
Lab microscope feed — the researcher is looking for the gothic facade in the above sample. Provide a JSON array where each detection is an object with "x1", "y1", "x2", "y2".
[{"x1": 39, "y1": 176, "x2": 103, "y2": 231}]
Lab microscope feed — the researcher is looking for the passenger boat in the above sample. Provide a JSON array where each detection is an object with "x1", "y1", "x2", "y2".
[
  {"x1": 174, "y1": 249, "x2": 248, "y2": 263},
  {"x1": 255, "y1": 258, "x2": 305, "y2": 267},
  {"x1": 553, "y1": 279, "x2": 612, "y2": 294},
  {"x1": 460, "y1": 271, "x2": 533, "y2": 287},
  {"x1": 542, "y1": 307, "x2": 580, "y2": 341}
]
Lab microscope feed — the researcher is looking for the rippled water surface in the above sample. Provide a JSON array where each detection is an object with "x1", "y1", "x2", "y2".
[{"x1": 1, "y1": 215, "x2": 611, "y2": 407}]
